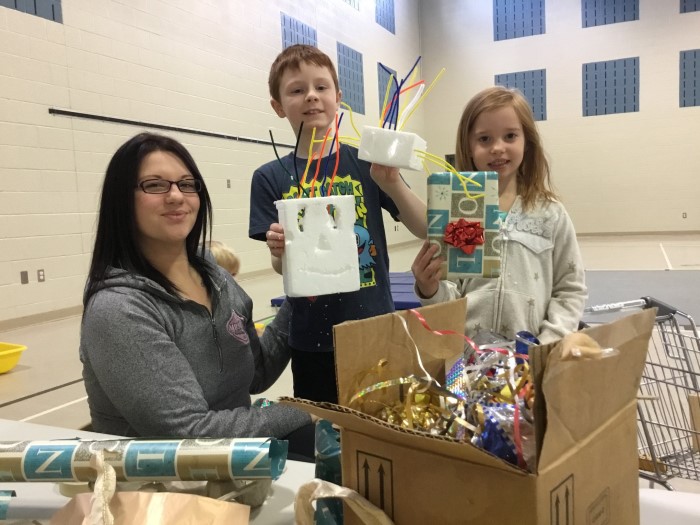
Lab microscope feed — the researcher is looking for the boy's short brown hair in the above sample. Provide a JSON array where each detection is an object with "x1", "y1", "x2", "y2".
[{"x1": 268, "y1": 44, "x2": 340, "y2": 103}]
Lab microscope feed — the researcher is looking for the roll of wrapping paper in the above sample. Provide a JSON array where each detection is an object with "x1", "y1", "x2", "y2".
[{"x1": 0, "y1": 437, "x2": 287, "y2": 482}]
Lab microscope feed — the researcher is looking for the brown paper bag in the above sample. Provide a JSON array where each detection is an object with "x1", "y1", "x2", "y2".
[
  {"x1": 50, "y1": 491, "x2": 250, "y2": 525},
  {"x1": 532, "y1": 308, "x2": 655, "y2": 469}
]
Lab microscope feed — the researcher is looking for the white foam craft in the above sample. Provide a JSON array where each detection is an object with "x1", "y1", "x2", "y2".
[
  {"x1": 357, "y1": 125, "x2": 427, "y2": 171},
  {"x1": 275, "y1": 195, "x2": 360, "y2": 297}
]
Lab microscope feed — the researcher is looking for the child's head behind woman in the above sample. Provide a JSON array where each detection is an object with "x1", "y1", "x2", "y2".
[
  {"x1": 208, "y1": 240, "x2": 240, "y2": 277},
  {"x1": 455, "y1": 86, "x2": 556, "y2": 210}
]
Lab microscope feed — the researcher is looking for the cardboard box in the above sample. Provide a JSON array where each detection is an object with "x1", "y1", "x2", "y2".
[
  {"x1": 427, "y1": 172, "x2": 500, "y2": 280},
  {"x1": 689, "y1": 392, "x2": 700, "y2": 452},
  {"x1": 284, "y1": 299, "x2": 656, "y2": 524}
]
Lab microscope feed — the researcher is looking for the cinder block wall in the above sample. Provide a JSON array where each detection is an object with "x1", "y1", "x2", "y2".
[{"x1": 0, "y1": 0, "x2": 424, "y2": 323}]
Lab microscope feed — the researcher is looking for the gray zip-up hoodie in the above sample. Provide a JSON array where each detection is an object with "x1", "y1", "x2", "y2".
[{"x1": 80, "y1": 263, "x2": 310, "y2": 439}]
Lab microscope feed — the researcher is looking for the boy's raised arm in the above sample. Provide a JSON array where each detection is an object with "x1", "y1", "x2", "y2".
[{"x1": 370, "y1": 163, "x2": 427, "y2": 239}]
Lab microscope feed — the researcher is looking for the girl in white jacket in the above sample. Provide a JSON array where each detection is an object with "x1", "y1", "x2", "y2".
[{"x1": 412, "y1": 86, "x2": 587, "y2": 344}]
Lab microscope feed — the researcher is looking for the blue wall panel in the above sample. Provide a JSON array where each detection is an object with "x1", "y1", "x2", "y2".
[
  {"x1": 337, "y1": 43, "x2": 365, "y2": 115},
  {"x1": 0, "y1": 0, "x2": 62, "y2": 22},
  {"x1": 493, "y1": 0, "x2": 545, "y2": 41},
  {"x1": 495, "y1": 69, "x2": 547, "y2": 121},
  {"x1": 583, "y1": 57, "x2": 639, "y2": 116},
  {"x1": 375, "y1": 0, "x2": 396, "y2": 34},
  {"x1": 377, "y1": 63, "x2": 398, "y2": 117},
  {"x1": 681, "y1": 0, "x2": 700, "y2": 13},
  {"x1": 680, "y1": 50, "x2": 699, "y2": 107},
  {"x1": 280, "y1": 13, "x2": 317, "y2": 49},
  {"x1": 582, "y1": 0, "x2": 638, "y2": 28}
]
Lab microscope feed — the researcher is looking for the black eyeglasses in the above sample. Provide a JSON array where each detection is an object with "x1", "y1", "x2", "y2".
[{"x1": 137, "y1": 178, "x2": 202, "y2": 194}]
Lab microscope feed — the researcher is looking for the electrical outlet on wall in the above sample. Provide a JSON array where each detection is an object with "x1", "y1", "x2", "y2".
[
  {"x1": 682, "y1": 212, "x2": 687, "y2": 219},
  {"x1": 37, "y1": 269, "x2": 45, "y2": 282}
]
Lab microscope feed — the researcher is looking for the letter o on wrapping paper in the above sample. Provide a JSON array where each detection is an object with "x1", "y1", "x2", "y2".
[{"x1": 457, "y1": 196, "x2": 479, "y2": 215}]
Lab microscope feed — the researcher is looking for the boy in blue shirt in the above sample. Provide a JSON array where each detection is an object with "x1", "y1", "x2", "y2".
[{"x1": 249, "y1": 44, "x2": 426, "y2": 403}]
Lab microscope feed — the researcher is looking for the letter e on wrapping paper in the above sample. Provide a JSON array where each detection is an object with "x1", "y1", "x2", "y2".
[{"x1": 356, "y1": 451, "x2": 394, "y2": 519}]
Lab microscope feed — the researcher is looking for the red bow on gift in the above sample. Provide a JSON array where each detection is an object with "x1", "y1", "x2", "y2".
[{"x1": 443, "y1": 219, "x2": 484, "y2": 255}]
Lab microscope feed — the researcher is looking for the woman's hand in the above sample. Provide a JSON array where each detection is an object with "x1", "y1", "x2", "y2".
[
  {"x1": 411, "y1": 241, "x2": 443, "y2": 299},
  {"x1": 266, "y1": 223, "x2": 286, "y2": 258}
]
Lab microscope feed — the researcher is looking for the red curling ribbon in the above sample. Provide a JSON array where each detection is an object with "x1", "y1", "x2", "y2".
[
  {"x1": 443, "y1": 219, "x2": 484, "y2": 255},
  {"x1": 408, "y1": 308, "x2": 479, "y2": 354},
  {"x1": 408, "y1": 309, "x2": 529, "y2": 361}
]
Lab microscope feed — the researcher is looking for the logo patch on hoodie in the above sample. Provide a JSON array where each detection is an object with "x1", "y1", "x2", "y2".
[{"x1": 226, "y1": 310, "x2": 249, "y2": 344}]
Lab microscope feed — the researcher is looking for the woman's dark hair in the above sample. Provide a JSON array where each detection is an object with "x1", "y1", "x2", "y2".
[{"x1": 84, "y1": 132, "x2": 213, "y2": 305}]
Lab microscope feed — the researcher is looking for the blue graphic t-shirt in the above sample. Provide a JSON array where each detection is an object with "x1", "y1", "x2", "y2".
[{"x1": 249, "y1": 145, "x2": 400, "y2": 352}]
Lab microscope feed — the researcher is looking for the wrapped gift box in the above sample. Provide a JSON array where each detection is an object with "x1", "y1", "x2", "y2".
[{"x1": 427, "y1": 171, "x2": 500, "y2": 280}]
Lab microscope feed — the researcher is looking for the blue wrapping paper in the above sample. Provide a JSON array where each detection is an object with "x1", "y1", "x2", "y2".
[
  {"x1": 0, "y1": 437, "x2": 287, "y2": 482},
  {"x1": 427, "y1": 171, "x2": 500, "y2": 280}
]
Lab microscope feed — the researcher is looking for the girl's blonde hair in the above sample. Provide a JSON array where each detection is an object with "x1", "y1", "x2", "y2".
[
  {"x1": 208, "y1": 241, "x2": 240, "y2": 277},
  {"x1": 455, "y1": 86, "x2": 557, "y2": 210}
]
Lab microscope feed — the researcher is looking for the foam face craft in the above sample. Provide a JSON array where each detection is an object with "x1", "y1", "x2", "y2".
[{"x1": 275, "y1": 195, "x2": 360, "y2": 297}]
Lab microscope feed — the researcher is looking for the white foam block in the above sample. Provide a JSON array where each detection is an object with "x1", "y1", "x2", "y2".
[
  {"x1": 357, "y1": 125, "x2": 427, "y2": 171},
  {"x1": 275, "y1": 195, "x2": 360, "y2": 297}
]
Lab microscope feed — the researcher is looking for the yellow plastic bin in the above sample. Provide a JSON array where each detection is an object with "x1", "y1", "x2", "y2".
[
  {"x1": 0, "y1": 342, "x2": 27, "y2": 373},
  {"x1": 254, "y1": 314, "x2": 276, "y2": 335}
]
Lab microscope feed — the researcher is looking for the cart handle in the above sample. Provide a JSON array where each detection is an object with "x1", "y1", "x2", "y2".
[
  {"x1": 583, "y1": 299, "x2": 647, "y2": 314},
  {"x1": 640, "y1": 296, "x2": 678, "y2": 318},
  {"x1": 583, "y1": 297, "x2": 679, "y2": 318}
]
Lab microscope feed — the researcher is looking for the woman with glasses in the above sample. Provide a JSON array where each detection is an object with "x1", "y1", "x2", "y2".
[{"x1": 80, "y1": 132, "x2": 314, "y2": 459}]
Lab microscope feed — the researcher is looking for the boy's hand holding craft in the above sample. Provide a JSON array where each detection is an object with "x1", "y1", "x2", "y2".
[{"x1": 266, "y1": 223, "x2": 286, "y2": 257}]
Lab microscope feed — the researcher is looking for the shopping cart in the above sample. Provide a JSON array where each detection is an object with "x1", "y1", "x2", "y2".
[{"x1": 583, "y1": 297, "x2": 700, "y2": 490}]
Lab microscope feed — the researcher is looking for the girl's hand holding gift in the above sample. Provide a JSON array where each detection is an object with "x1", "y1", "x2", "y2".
[{"x1": 411, "y1": 241, "x2": 443, "y2": 299}]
